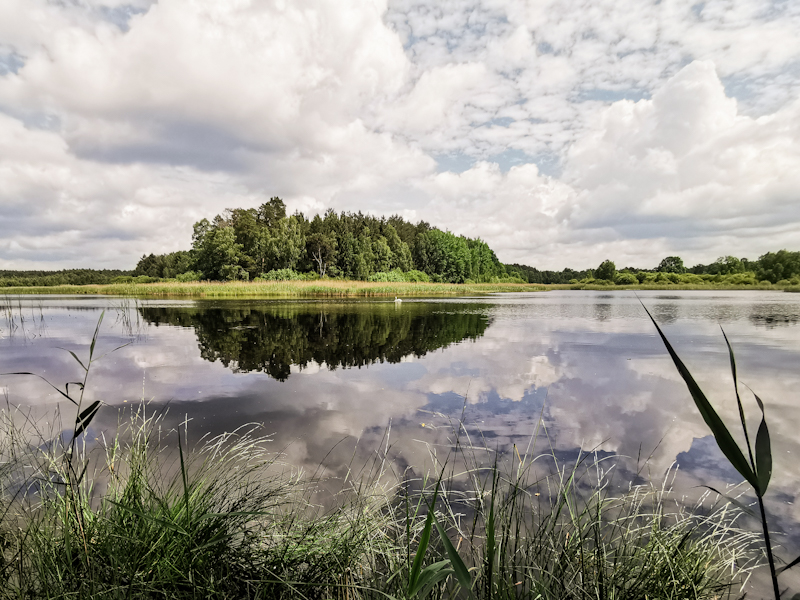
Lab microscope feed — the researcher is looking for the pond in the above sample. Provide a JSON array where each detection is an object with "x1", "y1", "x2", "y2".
[{"x1": 2, "y1": 289, "x2": 800, "y2": 591}]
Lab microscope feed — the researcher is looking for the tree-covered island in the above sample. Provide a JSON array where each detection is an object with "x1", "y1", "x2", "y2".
[{"x1": 132, "y1": 197, "x2": 511, "y2": 284}]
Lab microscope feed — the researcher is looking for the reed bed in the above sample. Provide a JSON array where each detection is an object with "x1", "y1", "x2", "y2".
[
  {"x1": 1, "y1": 280, "x2": 546, "y2": 298},
  {"x1": 4, "y1": 279, "x2": 796, "y2": 298}
]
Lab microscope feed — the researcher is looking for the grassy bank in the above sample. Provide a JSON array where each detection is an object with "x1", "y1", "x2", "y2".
[
  {"x1": 0, "y1": 280, "x2": 546, "y2": 298},
  {"x1": 0, "y1": 401, "x2": 759, "y2": 600},
  {"x1": 2, "y1": 278, "x2": 797, "y2": 298}
]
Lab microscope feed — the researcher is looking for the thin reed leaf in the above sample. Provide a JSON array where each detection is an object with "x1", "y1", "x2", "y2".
[
  {"x1": 778, "y1": 554, "x2": 800, "y2": 575},
  {"x1": 408, "y1": 485, "x2": 438, "y2": 596},
  {"x1": 433, "y1": 514, "x2": 473, "y2": 597},
  {"x1": 753, "y1": 392, "x2": 772, "y2": 495},
  {"x1": 0, "y1": 372, "x2": 78, "y2": 405},
  {"x1": 703, "y1": 485, "x2": 756, "y2": 517},
  {"x1": 722, "y1": 328, "x2": 756, "y2": 471},
  {"x1": 641, "y1": 302, "x2": 757, "y2": 490},
  {"x1": 88, "y1": 311, "x2": 104, "y2": 360},
  {"x1": 58, "y1": 348, "x2": 88, "y2": 372},
  {"x1": 73, "y1": 400, "x2": 101, "y2": 438}
]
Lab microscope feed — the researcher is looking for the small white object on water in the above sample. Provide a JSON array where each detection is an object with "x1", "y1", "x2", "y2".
[{"x1": 394, "y1": 296, "x2": 402, "y2": 303}]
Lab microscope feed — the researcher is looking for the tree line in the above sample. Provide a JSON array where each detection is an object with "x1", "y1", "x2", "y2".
[
  {"x1": 504, "y1": 252, "x2": 800, "y2": 286},
  {"x1": 133, "y1": 198, "x2": 510, "y2": 284},
  {"x1": 0, "y1": 269, "x2": 132, "y2": 288},
  {"x1": 0, "y1": 197, "x2": 797, "y2": 287}
]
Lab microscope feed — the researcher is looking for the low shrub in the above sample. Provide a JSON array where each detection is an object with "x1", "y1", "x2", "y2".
[
  {"x1": 369, "y1": 269, "x2": 406, "y2": 282},
  {"x1": 615, "y1": 273, "x2": 639, "y2": 285},
  {"x1": 256, "y1": 268, "x2": 316, "y2": 281},
  {"x1": 403, "y1": 270, "x2": 430, "y2": 283},
  {"x1": 175, "y1": 270, "x2": 203, "y2": 282}
]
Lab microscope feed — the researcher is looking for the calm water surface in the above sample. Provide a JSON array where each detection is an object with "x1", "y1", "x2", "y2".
[{"x1": 2, "y1": 290, "x2": 800, "y2": 588}]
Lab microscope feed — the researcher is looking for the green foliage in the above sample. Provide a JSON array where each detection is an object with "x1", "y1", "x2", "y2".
[
  {"x1": 595, "y1": 259, "x2": 616, "y2": 281},
  {"x1": 756, "y1": 250, "x2": 800, "y2": 284},
  {"x1": 403, "y1": 270, "x2": 430, "y2": 283},
  {"x1": 256, "y1": 268, "x2": 317, "y2": 281},
  {"x1": 657, "y1": 256, "x2": 686, "y2": 273},
  {"x1": 176, "y1": 203, "x2": 506, "y2": 284},
  {"x1": 134, "y1": 251, "x2": 193, "y2": 279},
  {"x1": 191, "y1": 219, "x2": 244, "y2": 281},
  {"x1": 504, "y1": 263, "x2": 590, "y2": 284},
  {"x1": 614, "y1": 272, "x2": 638, "y2": 285},
  {"x1": 414, "y1": 230, "x2": 503, "y2": 283},
  {"x1": 175, "y1": 270, "x2": 202, "y2": 282},
  {"x1": 0, "y1": 269, "x2": 132, "y2": 287},
  {"x1": 369, "y1": 269, "x2": 406, "y2": 282},
  {"x1": 709, "y1": 256, "x2": 746, "y2": 275}
]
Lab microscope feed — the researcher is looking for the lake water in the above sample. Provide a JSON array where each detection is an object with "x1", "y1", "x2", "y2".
[{"x1": 2, "y1": 290, "x2": 800, "y2": 590}]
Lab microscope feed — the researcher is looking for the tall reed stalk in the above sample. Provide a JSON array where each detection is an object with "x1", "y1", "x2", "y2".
[{"x1": 642, "y1": 301, "x2": 800, "y2": 600}]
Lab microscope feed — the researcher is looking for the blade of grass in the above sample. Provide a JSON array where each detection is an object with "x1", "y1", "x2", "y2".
[
  {"x1": 408, "y1": 483, "x2": 438, "y2": 597},
  {"x1": 721, "y1": 328, "x2": 756, "y2": 472},
  {"x1": 73, "y1": 400, "x2": 101, "y2": 438},
  {"x1": 752, "y1": 392, "x2": 772, "y2": 495},
  {"x1": 702, "y1": 486, "x2": 756, "y2": 518},
  {"x1": 777, "y1": 554, "x2": 800, "y2": 575},
  {"x1": 640, "y1": 302, "x2": 757, "y2": 490},
  {"x1": 0, "y1": 372, "x2": 78, "y2": 405},
  {"x1": 433, "y1": 513, "x2": 473, "y2": 597}
]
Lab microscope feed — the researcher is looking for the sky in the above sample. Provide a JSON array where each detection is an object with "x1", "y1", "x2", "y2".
[{"x1": 0, "y1": 0, "x2": 799, "y2": 271}]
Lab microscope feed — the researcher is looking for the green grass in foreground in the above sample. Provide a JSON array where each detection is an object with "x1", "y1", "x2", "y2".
[{"x1": 0, "y1": 403, "x2": 759, "y2": 600}]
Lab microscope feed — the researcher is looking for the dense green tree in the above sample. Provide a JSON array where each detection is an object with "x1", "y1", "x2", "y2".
[
  {"x1": 657, "y1": 256, "x2": 685, "y2": 273},
  {"x1": 708, "y1": 256, "x2": 745, "y2": 275},
  {"x1": 191, "y1": 219, "x2": 244, "y2": 280},
  {"x1": 257, "y1": 197, "x2": 287, "y2": 229},
  {"x1": 133, "y1": 251, "x2": 193, "y2": 278},
  {"x1": 414, "y1": 229, "x2": 474, "y2": 283},
  {"x1": 306, "y1": 216, "x2": 338, "y2": 277},
  {"x1": 383, "y1": 224, "x2": 413, "y2": 272},
  {"x1": 595, "y1": 260, "x2": 616, "y2": 281},
  {"x1": 230, "y1": 208, "x2": 261, "y2": 277},
  {"x1": 757, "y1": 250, "x2": 800, "y2": 283}
]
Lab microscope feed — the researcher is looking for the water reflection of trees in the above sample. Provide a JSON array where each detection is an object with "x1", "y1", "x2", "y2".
[{"x1": 139, "y1": 303, "x2": 490, "y2": 380}]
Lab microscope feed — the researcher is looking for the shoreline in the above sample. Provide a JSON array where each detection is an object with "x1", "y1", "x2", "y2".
[{"x1": 0, "y1": 279, "x2": 797, "y2": 297}]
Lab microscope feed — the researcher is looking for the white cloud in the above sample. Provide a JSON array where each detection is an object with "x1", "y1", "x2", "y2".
[{"x1": 0, "y1": 0, "x2": 799, "y2": 269}]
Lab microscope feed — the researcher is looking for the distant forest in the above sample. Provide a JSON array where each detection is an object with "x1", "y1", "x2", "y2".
[
  {"x1": 0, "y1": 198, "x2": 798, "y2": 287},
  {"x1": 505, "y1": 251, "x2": 800, "y2": 286}
]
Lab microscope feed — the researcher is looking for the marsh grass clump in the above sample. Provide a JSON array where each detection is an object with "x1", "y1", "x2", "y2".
[
  {"x1": 0, "y1": 279, "x2": 545, "y2": 299},
  {"x1": 0, "y1": 404, "x2": 761, "y2": 599},
  {"x1": 394, "y1": 437, "x2": 760, "y2": 600},
  {"x1": 0, "y1": 405, "x2": 404, "y2": 599}
]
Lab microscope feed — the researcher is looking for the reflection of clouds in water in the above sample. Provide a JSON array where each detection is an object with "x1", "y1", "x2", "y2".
[
  {"x1": 2, "y1": 293, "x2": 800, "y2": 547},
  {"x1": 406, "y1": 295, "x2": 800, "y2": 522}
]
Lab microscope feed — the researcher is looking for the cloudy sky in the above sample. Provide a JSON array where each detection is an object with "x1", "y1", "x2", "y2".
[{"x1": 1, "y1": 0, "x2": 799, "y2": 271}]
